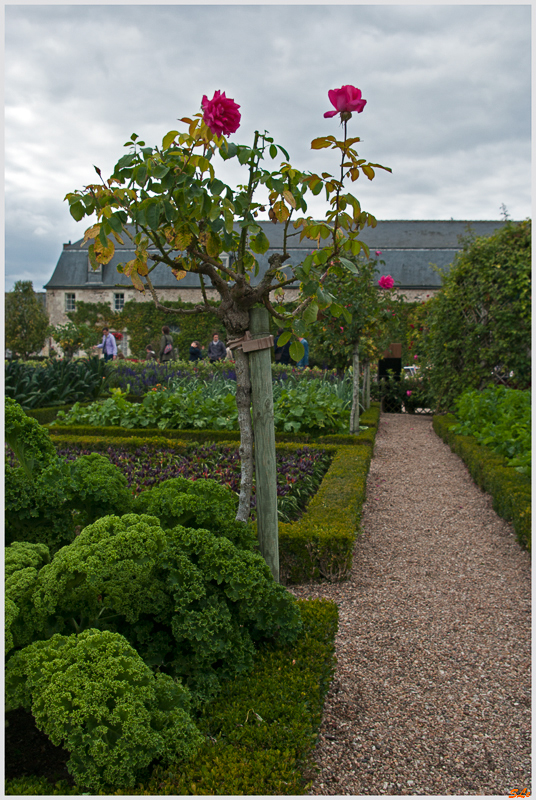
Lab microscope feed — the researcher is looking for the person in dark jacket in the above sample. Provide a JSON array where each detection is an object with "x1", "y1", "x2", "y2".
[
  {"x1": 189, "y1": 341, "x2": 203, "y2": 361},
  {"x1": 207, "y1": 333, "x2": 226, "y2": 362},
  {"x1": 159, "y1": 326, "x2": 176, "y2": 363}
]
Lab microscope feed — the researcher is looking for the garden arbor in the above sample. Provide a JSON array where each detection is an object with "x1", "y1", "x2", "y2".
[{"x1": 65, "y1": 86, "x2": 390, "y2": 579}]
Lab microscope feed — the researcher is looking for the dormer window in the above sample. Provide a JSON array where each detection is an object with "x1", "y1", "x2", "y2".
[{"x1": 87, "y1": 258, "x2": 103, "y2": 282}]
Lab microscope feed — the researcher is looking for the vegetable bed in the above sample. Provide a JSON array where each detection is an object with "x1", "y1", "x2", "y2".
[{"x1": 53, "y1": 442, "x2": 333, "y2": 523}]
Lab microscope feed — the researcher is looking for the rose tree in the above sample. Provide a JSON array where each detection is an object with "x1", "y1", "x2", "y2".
[{"x1": 65, "y1": 86, "x2": 390, "y2": 533}]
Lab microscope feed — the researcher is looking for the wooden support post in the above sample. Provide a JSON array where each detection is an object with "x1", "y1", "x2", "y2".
[{"x1": 249, "y1": 306, "x2": 279, "y2": 583}]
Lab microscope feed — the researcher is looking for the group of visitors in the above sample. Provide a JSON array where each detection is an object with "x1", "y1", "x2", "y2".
[
  {"x1": 96, "y1": 326, "x2": 310, "y2": 367},
  {"x1": 143, "y1": 330, "x2": 233, "y2": 364}
]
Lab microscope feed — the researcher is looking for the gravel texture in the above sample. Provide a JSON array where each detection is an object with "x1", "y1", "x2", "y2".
[{"x1": 290, "y1": 413, "x2": 531, "y2": 796}]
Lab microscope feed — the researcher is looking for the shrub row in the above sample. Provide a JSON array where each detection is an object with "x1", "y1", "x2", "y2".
[
  {"x1": 279, "y1": 443, "x2": 373, "y2": 584},
  {"x1": 433, "y1": 414, "x2": 531, "y2": 552},
  {"x1": 5, "y1": 598, "x2": 338, "y2": 796}
]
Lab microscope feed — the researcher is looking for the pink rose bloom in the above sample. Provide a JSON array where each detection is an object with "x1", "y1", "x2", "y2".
[
  {"x1": 414, "y1": 355, "x2": 418, "y2": 360},
  {"x1": 375, "y1": 250, "x2": 382, "y2": 256},
  {"x1": 324, "y1": 85, "x2": 367, "y2": 118},
  {"x1": 378, "y1": 275, "x2": 394, "y2": 289},
  {"x1": 407, "y1": 390, "x2": 412, "y2": 396},
  {"x1": 201, "y1": 90, "x2": 241, "y2": 137}
]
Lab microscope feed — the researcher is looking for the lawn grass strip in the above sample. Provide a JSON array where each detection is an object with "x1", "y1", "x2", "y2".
[{"x1": 433, "y1": 413, "x2": 531, "y2": 552}]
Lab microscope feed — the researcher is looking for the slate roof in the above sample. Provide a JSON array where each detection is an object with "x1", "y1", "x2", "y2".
[{"x1": 45, "y1": 220, "x2": 509, "y2": 291}]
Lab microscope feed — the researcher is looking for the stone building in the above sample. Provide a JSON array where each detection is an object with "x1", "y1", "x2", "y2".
[{"x1": 44, "y1": 219, "x2": 509, "y2": 355}]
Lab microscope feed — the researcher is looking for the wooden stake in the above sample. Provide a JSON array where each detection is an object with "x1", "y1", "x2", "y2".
[{"x1": 249, "y1": 306, "x2": 279, "y2": 582}]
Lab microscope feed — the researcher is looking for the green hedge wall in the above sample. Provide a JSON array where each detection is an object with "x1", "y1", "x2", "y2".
[
  {"x1": 5, "y1": 598, "x2": 338, "y2": 796},
  {"x1": 433, "y1": 414, "x2": 531, "y2": 552},
  {"x1": 278, "y1": 444, "x2": 372, "y2": 584}
]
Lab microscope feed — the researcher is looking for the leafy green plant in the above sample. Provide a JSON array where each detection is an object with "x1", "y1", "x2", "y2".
[
  {"x1": 131, "y1": 476, "x2": 256, "y2": 550},
  {"x1": 5, "y1": 399, "x2": 134, "y2": 553},
  {"x1": 55, "y1": 378, "x2": 351, "y2": 435},
  {"x1": 451, "y1": 386, "x2": 531, "y2": 475},
  {"x1": 30, "y1": 512, "x2": 302, "y2": 701},
  {"x1": 5, "y1": 356, "x2": 112, "y2": 410},
  {"x1": 5, "y1": 629, "x2": 203, "y2": 792},
  {"x1": 5, "y1": 541, "x2": 52, "y2": 654},
  {"x1": 413, "y1": 220, "x2": 531, "y2": 409},
  {"x1": 272, "y1": 381, "x2": 349, "y2": 433}
]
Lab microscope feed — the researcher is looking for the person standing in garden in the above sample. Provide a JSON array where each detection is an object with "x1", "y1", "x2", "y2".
[
  {"x1": 297, "y1": 336, "x2": 309, "y2": 368},
  {"x1": 189, "y1": 341, "x2": 203, "y2": 361},
  {"x1": 94, "y1": 327, "x2": 117, "y2": 362},
  {"x1": 207, "y1": 332, "x2": 226, "y2": 363},
  {"x1": 159, "y1": 326, "x2": 176, "y2": 363}
]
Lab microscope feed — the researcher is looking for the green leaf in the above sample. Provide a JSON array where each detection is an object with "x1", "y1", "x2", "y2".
[
  {"x1": 292, "y1": 319, "x2": 306, "y2": 338},
  {"x1": 249, "y1": 230, "x2": 270, "y2": 255},
  {"x1": 69, "y1": 202, "x2": 85, "y2": 222},
  {"x1": 269, "y1": 144, "x2": 278, "y2": 159},
  {"x1": 339, "y1": 257, "x2": 358, "y2": 274},
  {"x1": 164, "y1": 200, "x2": 178, "y2": 223},
  {"x1": 135, "y1": 164, "x2": 147, "y2": 187},
  {"x1": 289, "y1": 340, "x2": 305, "y2": 363},
  {"x1": 276, "y1": 331, "x2": 292, "y2": 347},
  {"x1": 210, "y1": 179, "x2": 225, "y2": 196},
  {"x1": 329, "y1": 302, "x2": 344, "y2": 318},
  {"x1": 303, "y1": 301, "x2": 319, "y2": 326},
  {"x1": 146, "y1": 201, "x2": 162, "y2": 230}
]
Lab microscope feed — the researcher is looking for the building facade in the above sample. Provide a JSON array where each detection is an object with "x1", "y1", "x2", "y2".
[{"x1": 44, "y1": 219, "x2": 509, "y2": 355}]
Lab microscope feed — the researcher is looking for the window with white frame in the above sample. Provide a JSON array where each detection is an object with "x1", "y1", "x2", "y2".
[
  {"x1": 114, "y1": 293, "x2": 125, "y2": 311},
  {"x1": 65, "y1": 293, "x2": 76, "y2": 312}
]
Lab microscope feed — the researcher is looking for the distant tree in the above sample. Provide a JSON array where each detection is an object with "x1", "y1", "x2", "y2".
[
  {"x1": 52, "y1": 322, "x2": 101, "y2": 359},
  {"x1": 415, "y1": 219, "x2": 531, "y2": 409},
  {"x1": 5, "y1": 281, "x2": 51, "y2": 359},
  {"x1": 305, "y1": 254, "x2": 405, "y2": 430}
]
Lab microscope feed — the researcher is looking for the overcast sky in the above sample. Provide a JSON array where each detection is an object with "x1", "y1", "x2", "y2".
[{"x1": 4, "y1": 3, "x2": 532, "y2": 292}]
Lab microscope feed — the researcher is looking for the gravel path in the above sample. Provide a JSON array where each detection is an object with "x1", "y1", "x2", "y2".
[{"x1": 290, "y1": 413, "x2": 531, "y2": 796}]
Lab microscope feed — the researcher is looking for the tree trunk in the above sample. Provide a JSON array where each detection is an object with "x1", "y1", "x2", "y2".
[
  {"x1": 233, "y1": 346, "x2": 254, "y2": 523},
  {"x1": 249, "y1": 307, "x2": 279, "y2": 582},
  {"x1": 349, "y1": 341, "x2": 360, "y2": 434},
  {"x1": 363, "y1": 359, "x2": 371, "y2": 410}
]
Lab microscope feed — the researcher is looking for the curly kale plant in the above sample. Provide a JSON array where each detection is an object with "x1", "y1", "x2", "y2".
[
  {"x1": 132, "y1": 476, "x2": 256, "y2": 550},
  {"x1": 5, "y1": 629, "x2": 202, "y2": 792},
  {"x1": 5, "y1": 397, "x2": 57, "y2": 478},
  {"x1": 5, "y1": 541, "x2": 51, "y2": 653},
  {"x1": 31, "y1": 513, "x2": 302, "y2": 701},
  {"x1": 6, "y1": 400, "x2": 133, "y2": 553},
  {"x1": 68, "y1": 452, "x2": 133, "y2": 526}
]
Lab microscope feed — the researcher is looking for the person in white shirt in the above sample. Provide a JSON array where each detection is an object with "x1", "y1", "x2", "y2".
[{"x1": 94, "y1": 327, "x2": 118, "y2": 362}]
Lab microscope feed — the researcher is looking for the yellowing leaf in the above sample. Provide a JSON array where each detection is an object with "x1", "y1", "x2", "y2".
[
  {"x1": 93, "y1": 238, "x2": 115, "y2": 264},
  {"x1": 82, "y1": 224, "x2": 101, "y2": 245},
  {"x1": 175, "y1": 230, "x2": 193, "y2": 250},
  {"x1": 206, "y1": 231, "x2": 222, "y2": 258},
  {"x1": 283, "y1": 190, "x2": 296, "y2": 209},
  {"x1": 162, "y1": 130, "x2": 179, "y2": 150},
  {"x1": 172, "y1": 269, "x2": 187, "y2": 281},
  {"x1": 273, "y1": 201, "x2": 290, "y2": 223}
]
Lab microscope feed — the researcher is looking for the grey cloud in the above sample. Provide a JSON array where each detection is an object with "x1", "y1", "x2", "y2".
[{"x1": 5, "y1": 4, "x2": 531, "y2": 292}]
